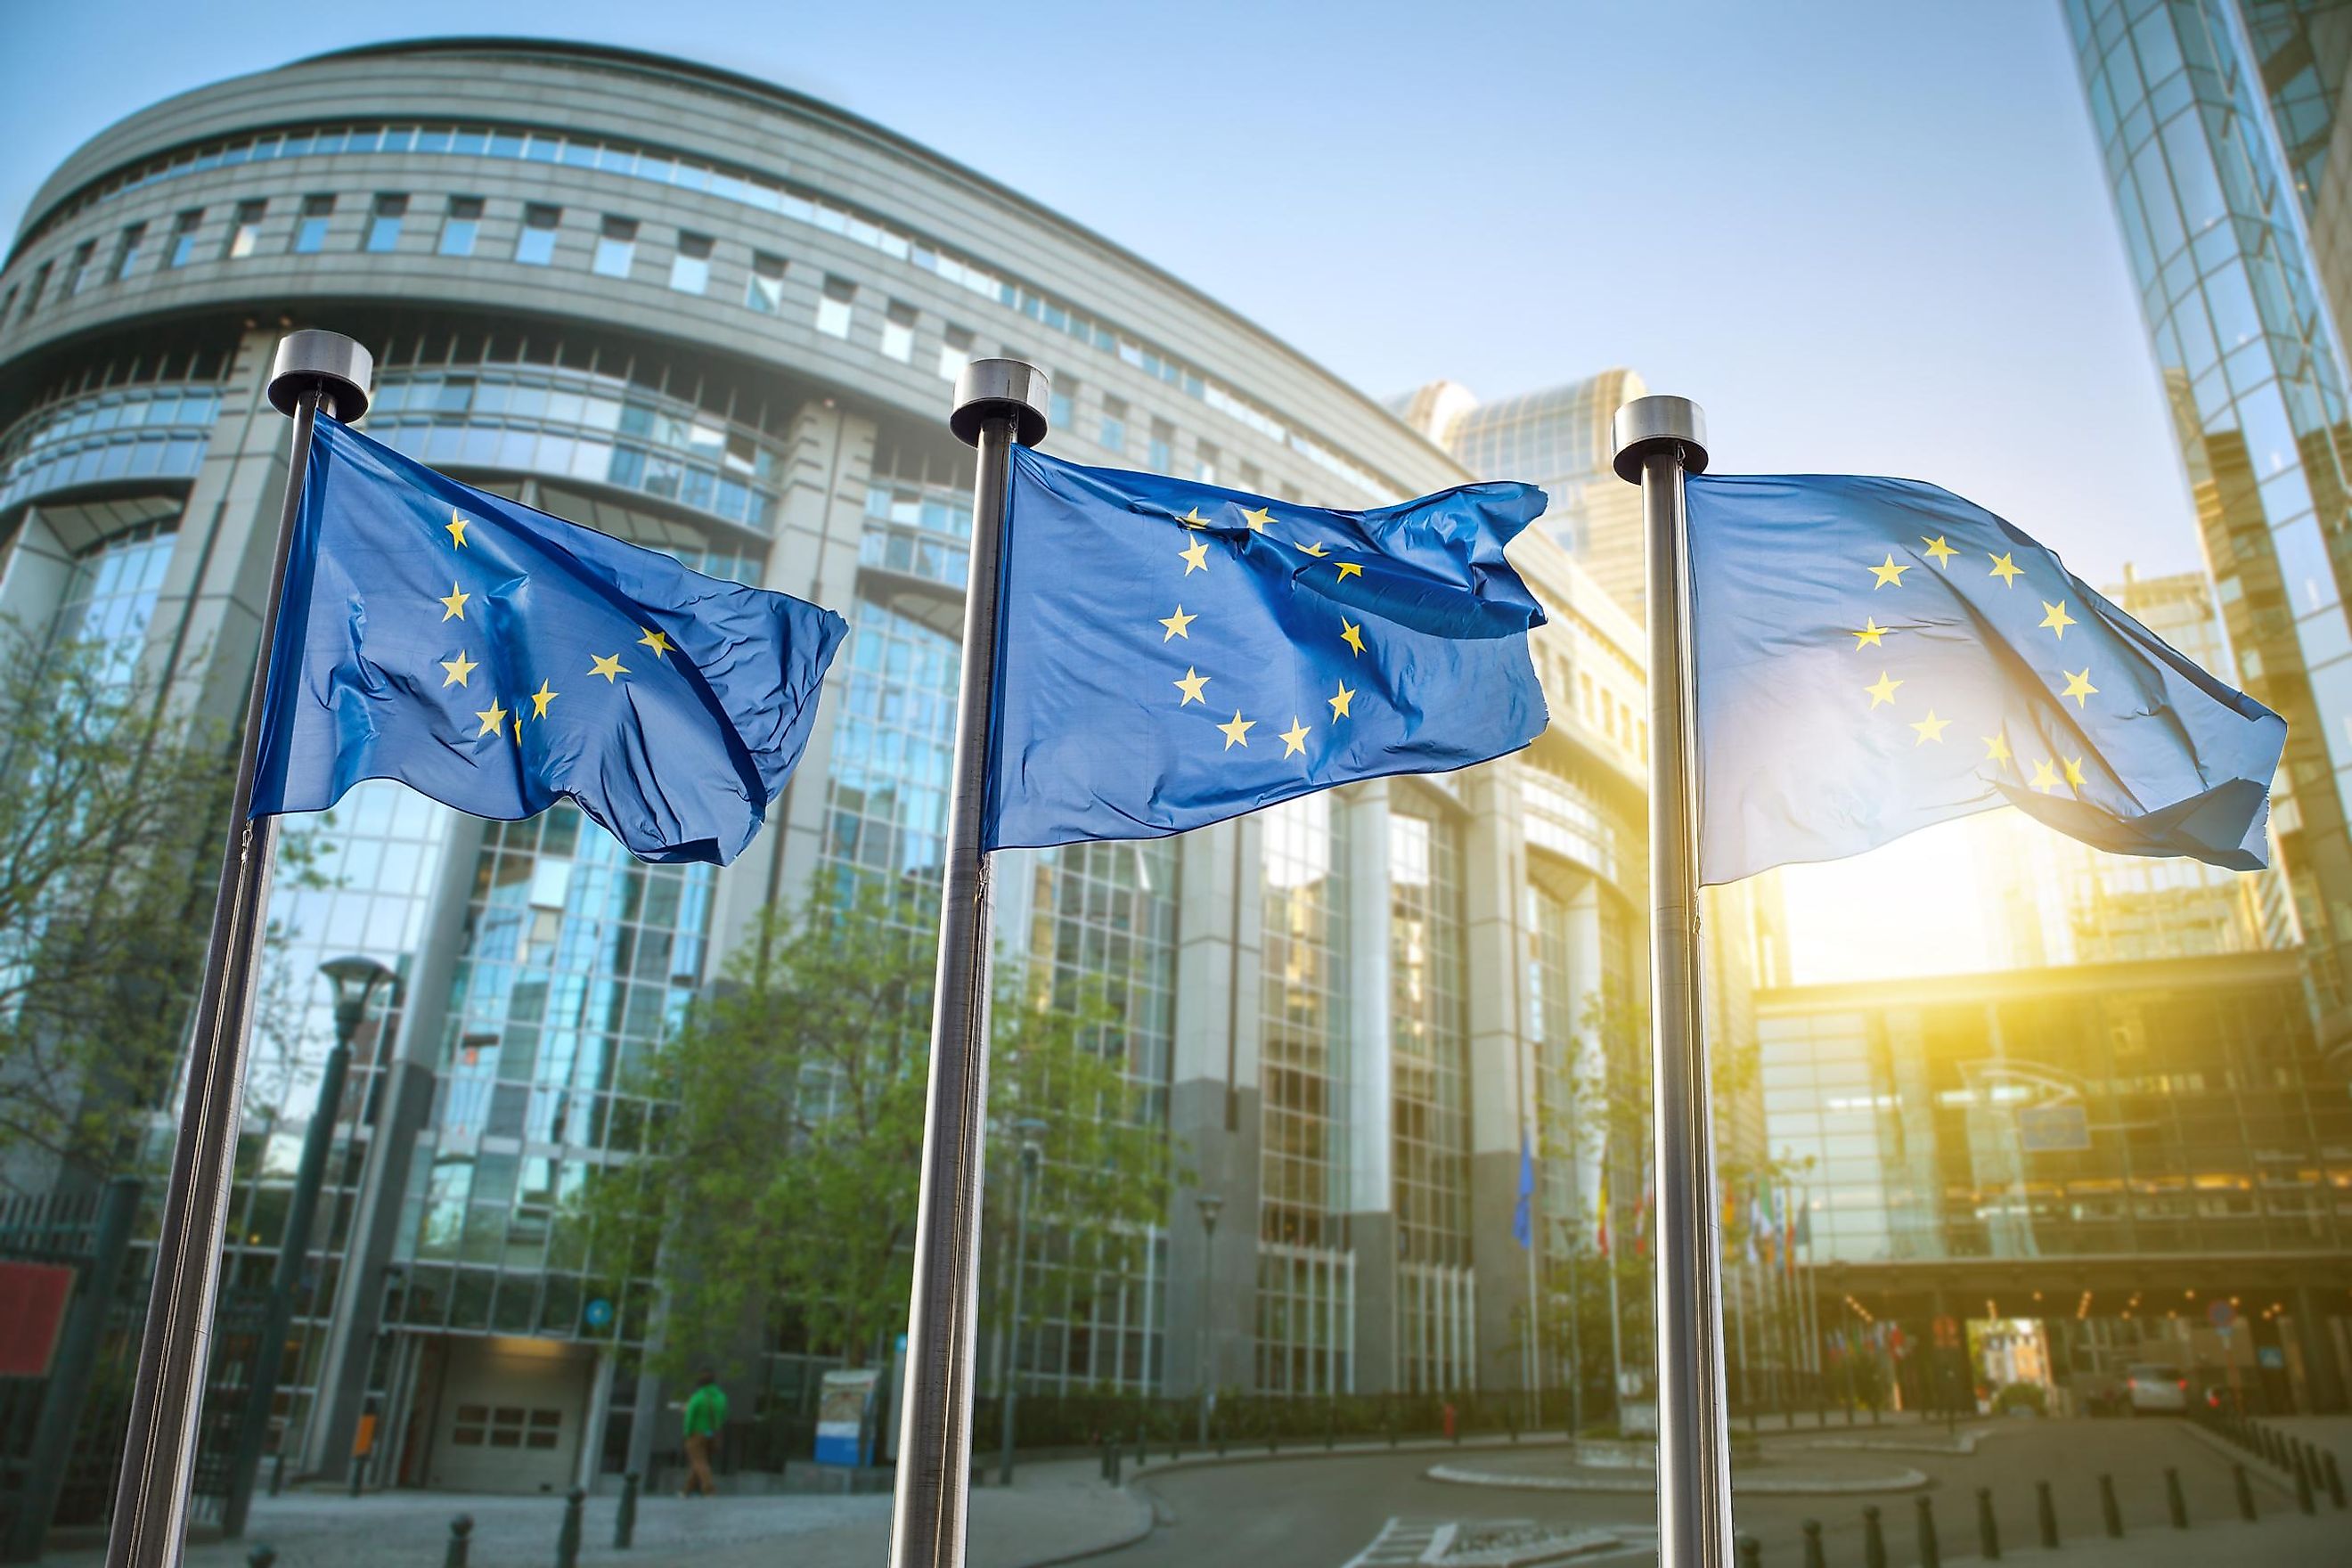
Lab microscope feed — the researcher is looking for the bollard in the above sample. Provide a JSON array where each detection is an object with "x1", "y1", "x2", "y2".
[
  {"x1": 556, "y1": 1486, "x2": 585, "y2": 1568},
  {"x1": 2234, "y1": 1463, "x2": 2257, "y2": 1521},
  {"x1": 2036, "y1": 1480, "x2": 2059, "y2": 1548},
  {"x1": 445, "y1": 1515, "x2": 474, "y2": 1568},
  {"x1": 615, "y1": 1469, "x2": 640, "y2": 1548},
  {"x1": 2295, "y1": 1456, "x2": 2315, "y2": 1515},
  {"x1": 248, "y1": 1549, "x2": 275, "y2": 1568},
  {"x1": 1735, "y1": 1533, "x2": 1761, "y2": 1568},
  {"x1": 2099, "y1": 1473, "x2": 2123, "y2": 1539},
  {"x1": 1801, "y1": 1517, "x2": 1825, "y2": 1568},
  {"x1": 1134, "y1": 1422, "x2": 1146, "y2": 1466},
  {"x1": 1097, "y1": 1437, "x2": 1108, "y2": 1481},
  {"x1": 1975, "y1": 1487, "x2": 2000, "y2": 1560},
  {"x1": 1915, "y1": 1493, "x2": 1940, "y2": 1568},
  {"x1": 2164, "y1": 1466, "x2": 2187, "y2": 1530},
  {"x1": 1217, "y1": 1433, "x2": 1228, "y2": 1458},
  {"x1": 2323, "y1": 1448, "x2": 2345, "y2": 1510},
  {"x1": 1861, "y1": 1503, "x2": 1887, "y2": 1568}
]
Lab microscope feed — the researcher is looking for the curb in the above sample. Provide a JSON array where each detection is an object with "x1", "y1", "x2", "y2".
[
  {"x1": 1424, "y1": 1460, "x2": 1931, "y2": 1497},
  {"x1": 1808, "y1": 1433, "x2": 1981, "y2": 1457},
  {"x1": 1124, "y1": 1433, "x2": 1580, "y2": 1482},
  {"x1": 2175, "y1": 1420, "x2": 2296, "y2": 1497}
]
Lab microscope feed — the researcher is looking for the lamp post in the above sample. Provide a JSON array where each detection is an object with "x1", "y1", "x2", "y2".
[
  {"x1": 1195, "y1": 1195, "x2": 1223, "y2": 1447},
  {"x1": 222, "y1": 955, "x2": 397, "y2": 1537},
  {"x1": 996, "y1": 1118, "x2": 1048, "y2": 1488}
]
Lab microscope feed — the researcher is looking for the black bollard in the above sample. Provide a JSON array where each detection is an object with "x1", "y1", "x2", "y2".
[
  {"x1": 445, "y1": 1515, "x2": 474, "y2": 1568},
  {"x1": 1862, "y1": 1504, "x2": 1887, "y2": 1568},
  {"x1": 1735, "y1": 1533, "x2": 1761, "y2": 1568},
  {"x1": 2036, "y1": 1480, "x2": 2059, "y2": 1548},
  {"x1": 1975, "y1": 1487, "x2": 2000, "y2": 1560},
  {"x1": 2234, "y1": 1463, "x2": 2257, "y2": 1522},
  {"x1": 2099, "y1": 1473, "x2": 2123, "y2": 1539},
  {"x1": 1108, "y1": 1441, "x2": 1122, "y2": 1486},
  {"x1": 2295, "y1": 1456, "x2": 2315, "y2": 1515},
  {"x1": 1915, "y1": 1493, "x2": 1940, "y2": 1568},
  {"x1": 2164, "y1": 1466, "x2": 2187, "y2": 1529},
  {"x1": 1134, "y1": 1422, "x2": 1146, "y2": 1466},
  {"x1": 615, "y1": 1469, "x2": 640, "y2": 1548},
  {"x1": 248, "y1": 1549, "x2": 275, "y2": 1568},
  {"x1": 556, "y1": 1486, "x2": 585, "y2": 1568},
  {"x1": 1801, "y1": 1517, "x2": 1825, "y2": 1568},
  {"x1": 2323, "y1": 1448, "x2": 2346, "y2": 1510}
]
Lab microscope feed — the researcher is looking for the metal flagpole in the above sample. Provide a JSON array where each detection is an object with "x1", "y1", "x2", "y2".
[
  {"x1": 1612, "y1": 396, "x2": 1731, "y2": 1568},
  {"x1": 889, "y1": 359, "x2": 1049, "y2": 1568},
  {"x1": 106, "y1": 330, "x2": 372, "y2": 1568}
]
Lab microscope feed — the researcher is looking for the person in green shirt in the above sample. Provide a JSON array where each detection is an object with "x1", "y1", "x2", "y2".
[{"x1": 680, "y1": 1370, "x2": 727, "y2": 1498}]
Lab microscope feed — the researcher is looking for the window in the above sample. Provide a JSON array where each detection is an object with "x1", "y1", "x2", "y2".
[
  {"x1": 365, "y1": 194, "x2": 407, "y2": 253},
  {"x1": 20, "y1": 262, "x2": 49, "y2": 318},
  {"x1": 167, "y1": 210, "x2": 202, "y2": 268},
  {"x1": 438, "y1": 197, "x2": 482, "y2": 257},
  {"x1": 1100, "y1": 396, "x2": 1128, "y2": 453},
  {"x1": 816, "y1": 274, "x2": 855, "y2": 339},
  {"x1": 936, "y1": 325, "x2": 973, "y2": 380},
  {"x1": 225, "y1": 200, "x2": 265, "y2": 259},
  {"x1": 515, "y1": 204, "x2": 560, "y2": 265},
  {"x1": 1148, "y1": 417, "x2": 1175, "y2": 471},
  {"x1": 668, "y1": 232, "x2": 712, "y2": 294},
  {"x1": 1195, "y1": 441, "x2": 1220, "y2": 484},
  {"x1": 593, "y1": 216, "x2": 638, "y2": 278},
  {"x1": 112, "y1": 223, "x2": 146, "y2": 282},
  {"x1": 745, "y1": 251, "x2": 786, "y2": 313},
  {"x1": 881, "y1": 300, "x2": 917, "y2": 363},
  {"x1": 1049, "y1": 378, "x2": 1075, "y2": 431},
  {"x1": 61, "y1": 241, "x2": 96, "y2": 297},
  {"x1": 290, "y1": 194, "x2": 334, "y2": 254}
]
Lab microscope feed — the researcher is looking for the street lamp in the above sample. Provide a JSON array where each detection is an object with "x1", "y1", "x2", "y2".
[
  {"x1": 223, "y1": 955, "x2": 397, "y2": 1537},
  {"x1": 1196, "y1": 1194, "x2": 1223, "y2": 1446},
  {"x1": 997, "y1": 1116, "x2": 1049, "y2": 1487}
]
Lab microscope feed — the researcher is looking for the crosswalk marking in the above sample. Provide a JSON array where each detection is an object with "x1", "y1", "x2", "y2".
[{"x1": 1340, "y1": 1516, "x2": 1450, "y2": 1566}]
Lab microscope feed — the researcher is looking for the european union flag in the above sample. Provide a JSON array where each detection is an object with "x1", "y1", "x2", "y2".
[
  {"x1": 983, "y1": 448, "x2": 1548, "y2": 850},
  {"x1": 250, "y1": 418, "x2": 845, "y2": 865},
  {"x1": 1686, "y1": 473, "x2": 2286, "y2": 885}
]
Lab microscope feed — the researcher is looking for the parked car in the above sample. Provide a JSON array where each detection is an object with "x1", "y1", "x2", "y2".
[{"x1": 2126, "y1": 1362, "x2": 2191, "y2": 1414}]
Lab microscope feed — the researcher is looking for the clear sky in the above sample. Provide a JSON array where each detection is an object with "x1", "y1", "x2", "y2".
[{"x1": 1, "y1": 0, "x2": 2195, "y2": 587}]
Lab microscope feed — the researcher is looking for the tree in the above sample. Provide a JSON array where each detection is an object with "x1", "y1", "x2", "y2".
[{"x1": 576, "y1": 882, "x2": 1173, "y2": 1376}]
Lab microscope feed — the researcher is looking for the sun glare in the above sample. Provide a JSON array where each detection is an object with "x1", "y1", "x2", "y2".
[{"x1": 1770, "y1": 814, "x2": 2007, "y2": 984}]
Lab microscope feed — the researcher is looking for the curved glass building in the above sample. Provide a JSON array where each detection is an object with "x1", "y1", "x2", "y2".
[{"x1": 0, "y1": 39, "x2": 1671, "y2": 1496}]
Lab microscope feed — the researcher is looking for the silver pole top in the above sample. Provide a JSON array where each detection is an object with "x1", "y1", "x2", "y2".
[
  {"x1": 268, "y1": 329, "x2": 373, "y2": 421},
  {"x1": 1611, "y1": 394, "x2": 1709, "y2": 484},
  {"x1": 950, "y1": 358, "x2": 1049, "y2": 449}
]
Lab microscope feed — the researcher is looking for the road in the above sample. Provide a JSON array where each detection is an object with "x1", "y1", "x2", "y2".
[{"x1": 1096, "y1": 1417, "x2": 2338, "y2": 1566}]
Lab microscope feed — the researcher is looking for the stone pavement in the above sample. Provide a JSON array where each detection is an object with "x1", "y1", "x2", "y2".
[
  {"x1": 1931, "y1": 1513, "x2": 2346, "y2": 1566},
  {"x1": 39, "y1": 1459, "x2": 1149, "y2": 1568}
]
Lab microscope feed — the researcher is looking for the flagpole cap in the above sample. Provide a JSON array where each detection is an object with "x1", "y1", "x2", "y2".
[
  {"x1": 268, "y1": 329, "x2": 373, "y2": 421},
  {"x1": 1611, "y1": 395, "x2": 1708, "y2": 484},
  {"x1": 950, "y1": 358, "x2": 1050, "y2": 448}
]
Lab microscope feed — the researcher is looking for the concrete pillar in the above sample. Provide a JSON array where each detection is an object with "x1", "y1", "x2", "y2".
[
  {"x1": 2294, "y1": 1285, "x2": 2348, "y2": 1413},
  {"x1": 578, "y1": 1349, "x2": 618, "y2": 1491},
  {"x1": 626, "y1": 1364, "x2": 664, "y2": 1480},
  {"x1": 1342, "y1": 785, "x2": 1397, "y2": 1392},
  {"x1": 1462, "y1": 768, "x2": 1533, "y2": 1392}
]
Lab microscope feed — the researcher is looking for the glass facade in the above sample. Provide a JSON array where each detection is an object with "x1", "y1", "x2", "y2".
[{"x1": 0, "y1": 380, "x2": 219, "y2": 510}]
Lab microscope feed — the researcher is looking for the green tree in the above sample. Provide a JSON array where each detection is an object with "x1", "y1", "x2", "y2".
[{"x1": 577, "y1": 883, "x2": 1172, "y2": 1375}]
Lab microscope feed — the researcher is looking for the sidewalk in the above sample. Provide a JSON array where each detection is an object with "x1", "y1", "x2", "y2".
[
  {"x1": 38, "y1": 1459, "x2": 1149, "y2": 1568},
  {"x1": 1933, "y1": 1513, "x2": 2346, "y2": 1567}
]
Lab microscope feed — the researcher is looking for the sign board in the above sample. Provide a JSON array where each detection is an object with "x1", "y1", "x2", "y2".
[
  {"x1": 2258, "y1": 1345, "x2": 2286, "y2": 1369},
  {"x1": 0, "y1": 1262, "x2": 74, "y2": 1377},
  {"x1": 583, "y1": 1297, "x2": 614, "y2": 1329},
  {"x1": 814, "y1": 1368, "x2": 882, "y2": 1467},
  {"x1": 2207, "y1": 1299, "x2": 2234, "y2": 1330},
  {"x1": 2016, "y1": 1101, "x2": 2091, "y2": 1153}
]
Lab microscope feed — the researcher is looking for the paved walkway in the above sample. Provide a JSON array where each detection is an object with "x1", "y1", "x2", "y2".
[
  {"x1": 1931, "y1": 1513, "x2": 2346, "y2": 1566},
  {"x1": 40, "y1": 1459, "x2": 1149, "y2": 1568}
]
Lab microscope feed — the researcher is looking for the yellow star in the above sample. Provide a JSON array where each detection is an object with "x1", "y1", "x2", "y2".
[
  {"x1": 638, "y1": 627, "x2": 674, "y2": 659},
  {"x1": 445, "y1": 510, "x2": 469, "y2": 548},
  {"x1": 1179, "y1": 538, "x2": 1210, "y2": 575},
  {"x1": 513, "y1": 713, "x2": 523, "y2": 744},
  {"x1": 1340, "y1": 619, "x2": 1365, "y2": 656},
  {"x1": 1241, "y1": 506, "x2": 1274, "y2": 533},
  {"x1": 1217, "y1": 709, "x2": 1254, "y2": 750},
  {"x1": 1177, "y1": 507, "x2": 1212, "y2": 530},
  {"x1": 474, "y1": 697, "x2": 508, "y2": 737},
  {"x1": 1922, "y1": 535, "x2": 1958, "y2": 568},
  {"x1": 438, "y1": 583, "x2": 470, "y2": 621},
  {"x1": 529, "y1": 679, "x2": 559, "y2": 718},
  {"x1": 1335, "y1": 560, "x2": 1363, "y2": 580},
  {"x1": 1865, "y1": 671, "x2": 1903, "y2": 709},
  {"x1": 2039, "y1": 600, "x2": 2076, "y2": 639},
  {"x1": 1159, "y1": 605, "x2": 1196, "y2": 641},
  {"x1": 1327, "y1": 680, "x2": 1355, "y2": 720},
  {"x1": 1279, "y1": 716, "x2": 1311, "y2": 757},
  {"x1": 1297, "y1": 541, "x2": 1329, "y2": 558},
  {"x1": 1172, "y1": 666, "x2": 1209, "y2": 706},
  {"x1": 2062, "y1": 755, "x2": 2087, "y2": 789},
  {"x1": 2029, "y1": 758, "x2": 2060, "y2": 794},
  {"x1": 2061, "y1": 666, "x2": 2098, "y2": 707},
  {"x1": 1869, "y1": 554, "x2": 1910, "y2": 589},
  {"x1": 1851, "y1": 617, "x2": 1890, "y2": 650},
  {"x1": 1910, "y1": 710, "x2": 1950, "y2": 745},
  {"x1": 439, "y1": 650, "x2": 478, "y2": 688},
  {"x1": 1983, "y1": 732, "x2": 2013, "y2": 765},
  {"x1": 1989, "y1": 551, "x2": 2023, "y2": 587},
  {"x1": 589, "y1": 652, "x2": 629, "y2": 682}
]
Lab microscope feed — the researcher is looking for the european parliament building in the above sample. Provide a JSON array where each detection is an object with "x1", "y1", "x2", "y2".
[{"x1": 0, "y1": 39, "x2": 1682, "y2": 1497}]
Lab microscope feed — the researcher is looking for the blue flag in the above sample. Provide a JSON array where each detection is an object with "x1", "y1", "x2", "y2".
[
  {"x1": 1513, "y1": 1130, "x2": 1535, "y2": 1251},
  {"x1": 250, "y1": 417, "x2": 845, "y2": 865},
  {"x1": 1685, "y1": 474, "x2": 2285, "y2": 885},
  {"x1": 983, "y1": 448, "x2": 1548, "y2": 850}
]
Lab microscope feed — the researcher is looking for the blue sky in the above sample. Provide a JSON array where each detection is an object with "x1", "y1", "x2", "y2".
[{"x1": 0, "y1": 1, "x2": 2194, "y2": 584}]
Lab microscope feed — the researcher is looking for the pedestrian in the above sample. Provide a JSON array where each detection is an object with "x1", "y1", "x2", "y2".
[{"x1": 680, "y1": 1370, "x2": 727, "y2": 1498}]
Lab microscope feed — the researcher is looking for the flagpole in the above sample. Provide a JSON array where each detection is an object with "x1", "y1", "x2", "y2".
[
  {"x1": 1612, "y1": 395, "x2": 1730, "y2": 1568},
  {"x1": 889, "y1": 359, "x2": 1049, "y2": 1568},
  {"x1": 106, "y1": 331, "x2": 372, "y2": 1568}
]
